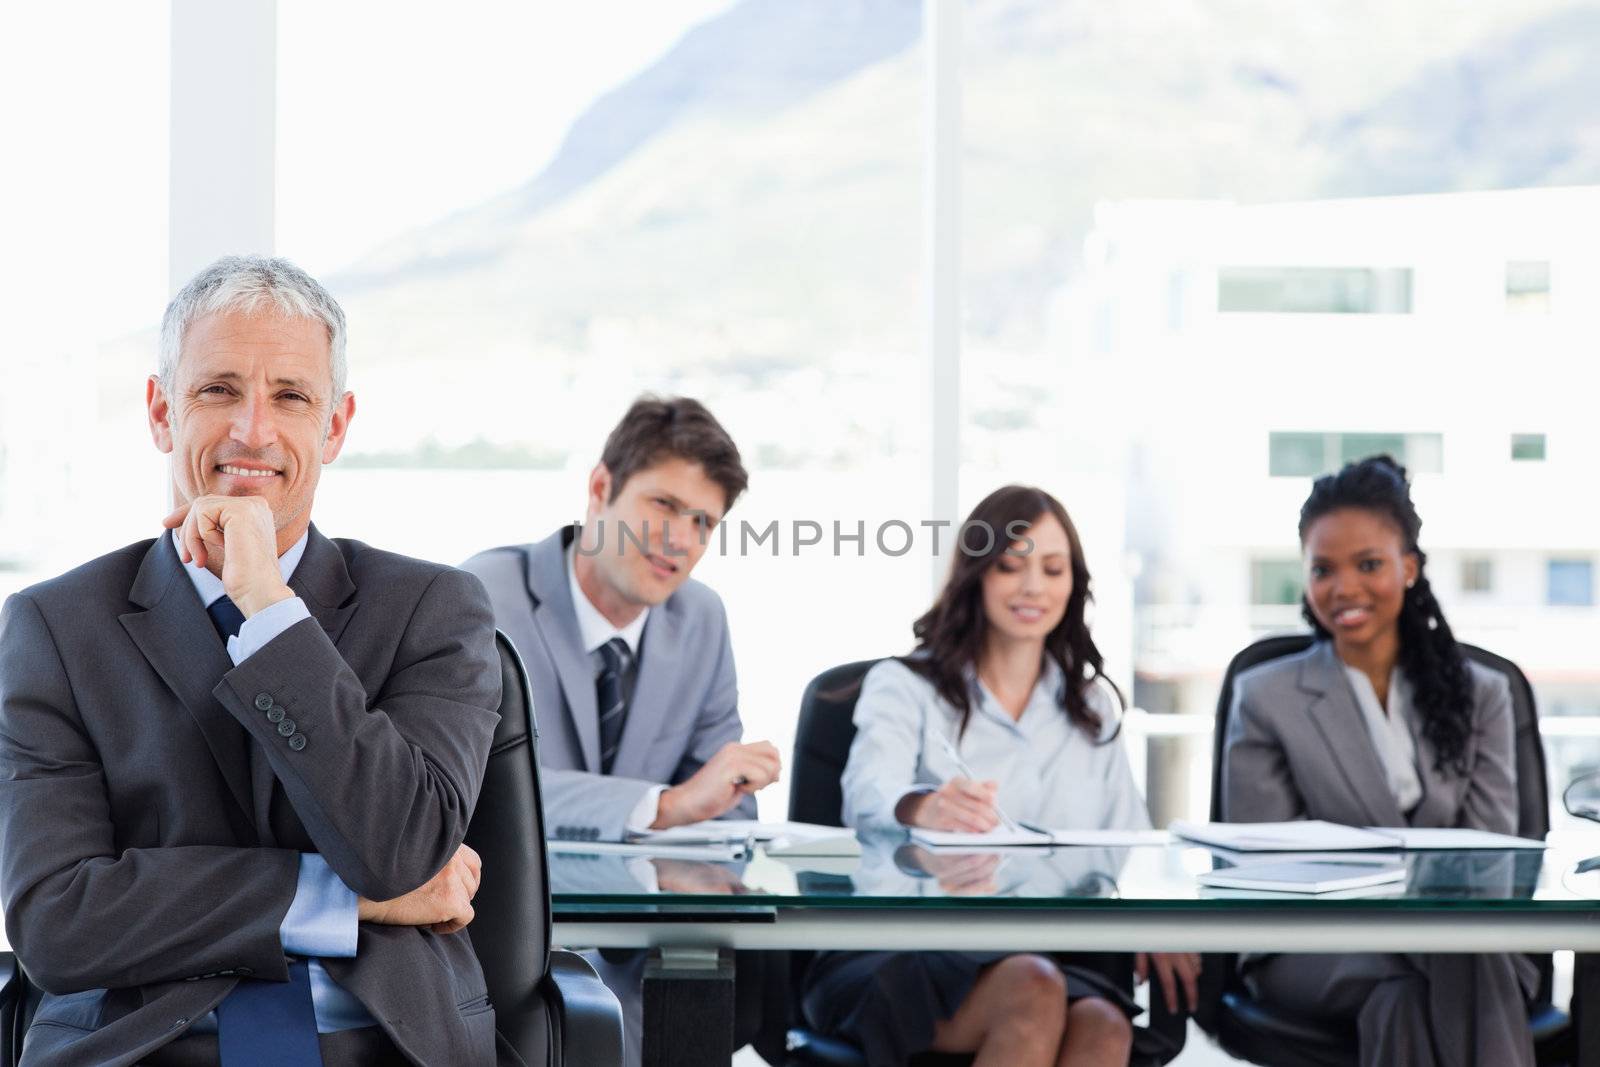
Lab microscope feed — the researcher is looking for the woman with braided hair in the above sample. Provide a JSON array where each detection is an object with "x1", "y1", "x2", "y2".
[{"x1": 1222, "y1": 454, "x2": 1536, "y2": 1066}]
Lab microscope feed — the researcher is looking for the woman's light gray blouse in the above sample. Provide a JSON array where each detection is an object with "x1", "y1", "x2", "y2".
[{"x1": 840, "y1": 657, "x2": 1152, "y2": 834}]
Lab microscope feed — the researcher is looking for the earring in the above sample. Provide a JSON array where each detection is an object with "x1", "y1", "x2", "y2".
[{"x1": 1406, "y1": 579, "x2": 1416, "y2": 589}]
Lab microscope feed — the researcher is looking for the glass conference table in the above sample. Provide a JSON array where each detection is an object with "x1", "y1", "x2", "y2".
[{"x1": 551, "y1": 829, "x2": 1600, "y2": 1066}]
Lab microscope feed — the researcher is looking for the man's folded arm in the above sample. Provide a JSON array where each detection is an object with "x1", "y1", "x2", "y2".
[
  {"x1": 214, "y1": 567, "x2": 501, "y2": 902},
  {"x1": 0, "y1": 593, "x2": 304, "y2": 993}
]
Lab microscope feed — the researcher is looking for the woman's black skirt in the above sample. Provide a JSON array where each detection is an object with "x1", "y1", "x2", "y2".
[{"x1": 801, "y1": 950, "x2": 1140, "y2": 1066}]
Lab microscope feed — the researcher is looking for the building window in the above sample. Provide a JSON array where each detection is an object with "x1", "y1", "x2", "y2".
[
  {"x1": 1548, "y1": 559, "x2": 1594, "y2": 607},
  {"x1": 1251, "y1": 558, "x2": 1304, "y2": 606},
  {"x1": 1268, "y1": 432, "x2": 1444, "y2": 477},
  {"x1": 1461, "y1": 558, "x2": 1494, "y2": 594},
  {"x1": 1218, "y1": 267, "x2": 1413, "y2": 314},
  {"x1": 1506, "y1": 260, "x2": 1551, "y2": 314},
  {"x1": 1511, "y1": 433, "x2": 1547, "y2": 461}
]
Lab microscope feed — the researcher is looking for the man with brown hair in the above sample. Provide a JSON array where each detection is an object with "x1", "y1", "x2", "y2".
[
  {"x1": 463, "y1": 396, "x2": 779, "y2": 1067},
  {"x1": 462, "y1": 394, "x2": 780, "y2": 842}
]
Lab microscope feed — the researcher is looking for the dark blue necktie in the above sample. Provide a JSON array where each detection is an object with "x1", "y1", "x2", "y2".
[
  {"x1": 207, "y1": 595, "x2": 324, "y2": 1066},
  {"x1": 217, "y1": 959, "x2": 322, "y2": 1066},
  {"x1": 596, "y1": 637, "x2": 630, "y2": 774},
  {"x1": 208, "y1": 595, "x2": 247, "y2": 641}
]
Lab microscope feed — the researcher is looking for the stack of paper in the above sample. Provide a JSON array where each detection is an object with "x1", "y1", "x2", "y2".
[
  {"x1": 624, "y1": 819, "x2": 861, "y2": 857},
  {"x1": 909, "y1": 826, "x2": 1172, "y2": 850},
  {"x1": 1170, "y1": 820, "x2": 1399, "y2": 852},
  {"x1": 1170, "y1": 820, "x2": 1547, "y2": 852},
  {"x1": 1197, "y1": 861, "x2": 1408, "y2": 895}
]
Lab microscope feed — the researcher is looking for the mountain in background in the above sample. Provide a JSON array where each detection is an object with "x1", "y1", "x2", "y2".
[{"x1": 306, "y1": 0, "x2": 1600, "y2": 462}]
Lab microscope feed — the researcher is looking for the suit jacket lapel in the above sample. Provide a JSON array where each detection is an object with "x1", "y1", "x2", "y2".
[
  {"x1": 118, "y1": 536, "x2": 256, "y2": 838},
  {"x1": 290, "y1": 525, "x2": 357, "y2": 647},
  {"x1": 1298, "y1": 641, "x2": 1405, "y2": 827},
  {"x1": 527, "y1": 527, "x2": 601, "y2": 771},
  {"x1": 610, "y1": 602, "x2": 682, "y2": 780}
]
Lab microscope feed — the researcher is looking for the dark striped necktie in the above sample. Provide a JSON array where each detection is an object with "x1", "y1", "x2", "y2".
[{"x1": 596, "y1": 637, "x2": 631, "y2": 775}]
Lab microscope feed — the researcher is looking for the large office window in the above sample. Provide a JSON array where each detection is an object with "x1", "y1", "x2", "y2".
[
  {"x1": 276, "y1": 2, "x2": 926, "y2": 791},
  {"x1": 7, "y1": 2, "x2": 1600, "y2": 836},
  {"x1": 0, "y1": 5, "x2": 169, "y2": 594}
]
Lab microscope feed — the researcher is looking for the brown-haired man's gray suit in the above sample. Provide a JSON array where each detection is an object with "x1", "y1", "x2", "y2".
[{"x1": 0, "y1": 528, "x2": 504, "y2": 1066}]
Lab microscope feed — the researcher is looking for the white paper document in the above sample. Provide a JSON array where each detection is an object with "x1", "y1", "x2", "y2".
[
  {"x1": 546, "y1": 838, "x2": 745, "y2": 861},
  {"x1": 1197, "y1": 860, "x2": 1408, "y2": 894},
  {"x1": 1171, "y1": 819, "x2": 1399, "y2": 851},
  {"x1": 911, "y1": 827, "x2": 1173, "y2": 849},
  {"x1": 1378, "y1": 827, "x2": 1546, "y2": 850},
  {"x1": 626, "y1": 819, "x2": 862, "y2": 857},
  {"x1": 1171, "y1": 820, "x2": 1548, "y2": 852}
]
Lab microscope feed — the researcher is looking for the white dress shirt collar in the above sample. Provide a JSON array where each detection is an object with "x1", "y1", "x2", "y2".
[
  {"x1": 1343, "y1": 664, "x2": 1423, "y2": 812},
  {"x1": 565, "y1": 539, "x2": 648, "y2": 656},
  {"x1": 174, "y1": 529, "x2": 309, "y2": 608}
]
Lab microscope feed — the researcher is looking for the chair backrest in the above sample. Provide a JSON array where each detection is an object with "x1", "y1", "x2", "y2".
[
  {"x1": 1208, "y1": 632, "x2": 1556, "y2": 1004},
  {"x1": 786, "y1": 659, "x2": 882, "y2": 827},
  {"x1": 1208, "y1": 633, "x2": 1551, "y2": 838},
  {"x1": 463, "y1": 631, "x2": 554, "y2": 1061}
]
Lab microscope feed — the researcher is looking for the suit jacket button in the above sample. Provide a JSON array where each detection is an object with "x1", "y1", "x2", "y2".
[
  {"x1": 267, "y1": 706, "x2": 286, "y2": 723},
  {"x1": 254, "y1": 694, "x2": 274, "y2": 711},
  {"x1": 277, "y1": 720, "x2": 297, "y2": 737},
  {"x1": 288, "y1": 734, "x2": 307, "y2": 751}
]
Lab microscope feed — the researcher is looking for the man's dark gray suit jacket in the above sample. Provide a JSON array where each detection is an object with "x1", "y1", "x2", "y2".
[
  {"x1": 0, "y1": 527, "x2": 503, "y2": 1066},
  {"x1": 461, "y1": 526, "x2": 754, "y2": 842}
]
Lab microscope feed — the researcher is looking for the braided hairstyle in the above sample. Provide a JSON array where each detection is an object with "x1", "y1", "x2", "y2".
[{"x1": 1298, "y1": 455, "x2": 1473, "y2": 774}]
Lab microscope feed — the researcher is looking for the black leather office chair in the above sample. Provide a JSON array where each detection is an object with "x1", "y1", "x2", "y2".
[
  {"x1": 774, "y1": 659, "x2": 1187, "y2": 1067},
  {"x1": 463, "y1": 630, "x2": 625, "y2": 1066},
  {"x1": 1198, "y1": 632, "x2": 1570, "y2": 1067},
  {"x1": 0, "y1": 631, "x2": 622, "y2": 1067}
]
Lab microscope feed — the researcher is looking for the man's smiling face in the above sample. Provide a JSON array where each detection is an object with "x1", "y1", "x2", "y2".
[{"x1": 146, "y1": 307, "x2": 354, "y2": 554}]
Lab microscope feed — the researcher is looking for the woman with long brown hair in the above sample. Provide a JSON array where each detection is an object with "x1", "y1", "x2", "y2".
[{"x1": 802, "y1": 485, "x2": 1198, "y2": 1067}]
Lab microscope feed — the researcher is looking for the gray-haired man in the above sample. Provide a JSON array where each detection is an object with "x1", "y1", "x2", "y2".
[{"x1": 0, "y1": 256, "x2": 508, "y2": 1065}]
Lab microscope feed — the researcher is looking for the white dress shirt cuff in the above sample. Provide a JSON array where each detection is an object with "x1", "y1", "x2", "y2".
[
  {"x1": 625, "y1": 785, "x2": 668, "y2": 834},
  {"x1": 280, "y1": 853, "x2": 359, "y2": 959},
  {"x1": 228, "y1": 597, "x2": 313, "y2": 665}
]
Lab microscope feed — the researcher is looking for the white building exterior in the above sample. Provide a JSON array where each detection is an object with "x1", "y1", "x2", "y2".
[{"x1": 1074, "y1": 187, "x2": 1600, "y2": 822}]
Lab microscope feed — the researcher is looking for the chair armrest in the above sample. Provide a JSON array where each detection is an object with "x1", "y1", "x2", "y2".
[{"x1": 546, "y1": 949, "x2": 625, "y2": 1067}]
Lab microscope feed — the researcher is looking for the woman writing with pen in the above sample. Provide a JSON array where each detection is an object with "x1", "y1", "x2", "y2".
[{"x1": 801, "y1": 485, "x2": 1199, "y2": 1067}]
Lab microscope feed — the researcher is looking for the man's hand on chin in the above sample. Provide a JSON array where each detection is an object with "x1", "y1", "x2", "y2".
[{"x1": 163, "y1": 495, "x2": 295, "y2": 617}]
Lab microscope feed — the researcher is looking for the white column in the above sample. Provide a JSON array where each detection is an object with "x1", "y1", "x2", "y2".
[
  {"x1": 924, "y1": 0, "x2": 961, "y2": 591},
  {"x1": 169, "y1": 0, "x2": 276, "y2": 294}
]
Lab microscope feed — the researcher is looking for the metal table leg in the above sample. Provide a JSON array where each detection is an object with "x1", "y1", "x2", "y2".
[
  {"x1": 642, "y1": 946, "x2": 735, "y2": 1067},
  {"x1": 1577, "y1": 952, "x2": 1600, "y2": 1067}
]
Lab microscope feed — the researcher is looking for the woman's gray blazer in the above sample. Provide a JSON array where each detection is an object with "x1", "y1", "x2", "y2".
[{"x1": 1222, "y1": 638, "x2": 1518, "y2": 831}]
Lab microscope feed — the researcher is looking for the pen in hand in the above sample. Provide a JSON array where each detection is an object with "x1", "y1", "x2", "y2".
[{"x1": 929, "y1": 731, "x2": 1023, "y2": 834}]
